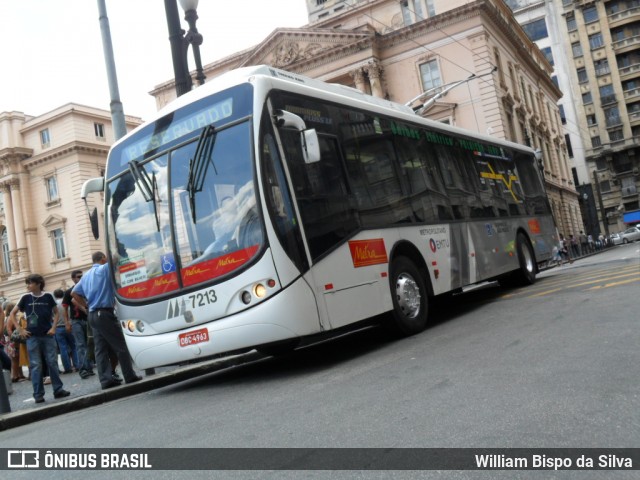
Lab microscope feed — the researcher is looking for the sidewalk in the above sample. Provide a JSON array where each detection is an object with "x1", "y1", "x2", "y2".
[{"x1": 0, "y1": 350, "x2": 263, "y2": 431}]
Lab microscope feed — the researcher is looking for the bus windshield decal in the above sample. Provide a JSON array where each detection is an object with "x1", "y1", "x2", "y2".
[{"x1": 122, "y1": 98, "x2": 233, "y2": 163}]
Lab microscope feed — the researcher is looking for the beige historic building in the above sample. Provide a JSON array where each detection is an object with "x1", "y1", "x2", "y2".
[
  {"x1": 152, "y1": 0, "x2": 583, "y2": 240},
  {"x1": 0, "y1": 105, "x2": 141, "y2": 302}
]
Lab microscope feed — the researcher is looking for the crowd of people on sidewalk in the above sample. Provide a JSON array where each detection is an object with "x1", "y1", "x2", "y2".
[
  {"x1": 550, "y1": 230, "x2": 613, "y2": 267},
  {"x1": 0, "y1": 251, "x2": 141, "y2": 403}
]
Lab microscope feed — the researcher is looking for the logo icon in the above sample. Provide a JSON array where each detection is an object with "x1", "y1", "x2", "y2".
[{"x1": 8, "y1": 450, "x2": 40, "y2": 468}]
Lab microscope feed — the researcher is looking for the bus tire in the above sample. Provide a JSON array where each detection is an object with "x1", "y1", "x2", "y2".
[
  {"x1": 512, "y1": 233, "x2": 536, "y2": 286},
  {"x1": 387, "y1": 256, "x2": 429, "y2": 336}
]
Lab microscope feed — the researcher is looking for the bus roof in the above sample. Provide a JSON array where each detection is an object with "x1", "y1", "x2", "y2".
[{"x1": 122, "y1": 65, "x2": 536, "y2": 156}]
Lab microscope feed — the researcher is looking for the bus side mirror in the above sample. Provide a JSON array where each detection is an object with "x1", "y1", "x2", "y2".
[
  {"x1": 81, "y1": 177, "x2": 105, "y2": 240},
  {"x1": 302, "y1": 129, "x2": 320, "y2": 164},
  {"x1": 272, "y1": 109, "x2": 321, "y2": 164}
]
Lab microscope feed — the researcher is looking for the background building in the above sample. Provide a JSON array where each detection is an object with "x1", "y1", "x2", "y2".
[
  {"x1": 152, "y1": 0, "x2": 583, "y2": 239},
  {"x1": 558, "y1": 0, "x2": 640, "y2": 236},
  {"x1": 505, "y1": 0, "x2": 640, "y2": 239},
  {"x1": 0, "y1": 105, "x2": 141, "y2": 302}
]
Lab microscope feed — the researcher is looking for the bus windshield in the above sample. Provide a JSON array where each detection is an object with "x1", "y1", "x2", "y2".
[{"x1": 107, "y1": 119, "x2": 264, "y2": 300}]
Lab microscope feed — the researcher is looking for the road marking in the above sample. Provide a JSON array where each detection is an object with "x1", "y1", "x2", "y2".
[{"x1": 587, "y1": 277, "x2": 640, "y2": 290}]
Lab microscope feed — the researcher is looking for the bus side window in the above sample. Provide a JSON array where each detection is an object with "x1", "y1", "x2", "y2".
[
  {"x1": 260, "y1": 126, "x2": 308, "y2": 273},
  {"x1": 281, "y1": 131, "x2": 359, "y2": 260}
]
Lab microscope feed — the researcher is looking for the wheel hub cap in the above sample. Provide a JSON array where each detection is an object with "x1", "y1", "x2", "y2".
[{"x1": 396, "y1": 273, "x2": 421, "y2": 318}]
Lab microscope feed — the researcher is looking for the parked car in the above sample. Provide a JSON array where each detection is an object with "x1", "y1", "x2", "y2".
[
  {"x1": 620, "y1": 226, "x2": 640, "y2": 244},
  {"x1": 610, "y1": 232, "x2": 623, "y2": 245}
]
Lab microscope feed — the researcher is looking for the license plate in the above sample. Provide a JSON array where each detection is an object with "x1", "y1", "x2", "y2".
[{"x1": 178, "y1": 328, "x2": 209, "y2": 347}]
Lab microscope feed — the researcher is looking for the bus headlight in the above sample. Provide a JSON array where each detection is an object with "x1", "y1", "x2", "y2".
[
  {"x1": 254, "y1": 283, "x2": 267, "y2": 298},
  {"x1": 125, "y1": 320, "x2": 145, "y2": 333},
  {"x1": 241, "y1": 291, "x2": 252, "y2": 305}
]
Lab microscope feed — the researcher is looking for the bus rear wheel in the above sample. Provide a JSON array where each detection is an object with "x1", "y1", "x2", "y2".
[
  {"x1": 387, "y1": 256, "x2": 429, "y2": 336},
  {"x1": 511, "y1": 233, "x2": 536, "y2": 286}
]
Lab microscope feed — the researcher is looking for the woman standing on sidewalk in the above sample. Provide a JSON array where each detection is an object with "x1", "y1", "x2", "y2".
[{"x1": 4, "y1": 301, "x2": 28, "y2": 382}]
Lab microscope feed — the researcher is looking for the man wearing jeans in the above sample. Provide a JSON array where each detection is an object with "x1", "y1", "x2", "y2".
[
  {"x1": 72, "y1": 251, "x2": 141, "y2": 390},
  {"x1": 9, "y1": 274, "x2": 70, "y2": 403},
  {"x1": 62, "y1": 270, "x2": 94, "y2": 379}
]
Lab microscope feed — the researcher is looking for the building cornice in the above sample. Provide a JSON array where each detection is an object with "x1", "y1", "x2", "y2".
[{"x1": 22, "y1": 141, "x2": 109, "y2": 170}]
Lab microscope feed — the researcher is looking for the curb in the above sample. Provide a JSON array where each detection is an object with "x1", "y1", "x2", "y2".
[{"x1": 0, "y1": 351, "x2": 264, "y2": 431}]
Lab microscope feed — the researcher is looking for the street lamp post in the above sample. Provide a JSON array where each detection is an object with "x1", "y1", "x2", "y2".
[
  {"x1": 180, "y1": 0, "x2": 206, "y2": 87},
  {"x1": 164, "y1": 0, "x2": 205, "y2": 98}
]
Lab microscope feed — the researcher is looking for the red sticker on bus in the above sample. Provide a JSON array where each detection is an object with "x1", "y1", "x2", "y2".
[
  {"x1": 348, "y1": 239, "x2": 388, "y2": 268},
  {"x1": 181, "y1": 245, "x2": 259, "y2": 287},
  {"x1": 528, "y1": 219, "x2": 541, "y2": 234}
]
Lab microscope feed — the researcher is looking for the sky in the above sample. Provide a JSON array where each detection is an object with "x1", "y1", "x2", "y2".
[{"x1": 0, "y1": 1, "x2": 310, "y2": 120}]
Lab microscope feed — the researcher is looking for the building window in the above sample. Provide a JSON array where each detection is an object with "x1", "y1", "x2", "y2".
[
  {"x1": 613, "y1": 153, "x2": 633, "y2": 173},
  {"x1": 559, "y1": 104, "x2": 567, "y2": 124},
  {"x1": 599, "y1": 84, "x2": 616, "y2": 105},
  {"x1": 589, "y1": 33, "x2": 604, "y2": 50},
  {"x1": 94, "y1": 122, "x2": 105, "y2": 138},
  {"x1": 583, "y1": 5, "x2": 599, "y2": 23},
  {"x1": 52, "y1": 228, "x2": 67, "y2": 260},
  {"x1": 412, "y1": 0, "x2": 424, "y2": 19},
  {"x1": 577, "y1": 67, "x2": 588, "y2": 83},
  {"x1": 600, "y1": 180, "x2": 611, "y2": 193},
  {"x1": 594, "y1": 58, "x2": 610, "y2": 76},
  {"x1": 1, "y1": 229, "x2": 10, "y2": 274},
  {"x1": 46, "y1": 176, "x2": 59, "y2": 202},
  {"x1": 609, "y1": 130, "x2": 624, "y2": 142},
  {"x1": 605, "y1": 106, "x2": 621, "y2": 127},
  {"x1": 565, "y1": 134, "x2": 574, "y2": 158},
  {"x1": 596, "y1": 158, "x2": 607, "y2": 170},
  {"x1": 401, "y1": 1, "x2": 412, "y2": 26},
  {"x1": 566, "y1": 13, "x2": 577, "y2": 31},
  {"x1": 425, "y1": 0, "x2": 436, "y2": 16},
  {"x1": 572, "y1": 42, "x2": 583, "y2": 57},
  {"x1": 582, "y1": 92, "x2": 593, "y2": 104},
  {"x1": 40, "y1": 128, "x2": 50, "y2": 147},
  {"x1": 419, "y1": 60, "x2": 442, "y2": 92},
  {"x1": 591, "y1": 136, "x2": 601, "y2": 147},
  {"x1": 540, "y1": 47, "x2": 554, "y2": 66},
  {"x1": 522, "y1": 18, "x2": 548, "y2": 41},
  {"x1": 587, "y1": 114, "x2": 597, "y2": 126}
]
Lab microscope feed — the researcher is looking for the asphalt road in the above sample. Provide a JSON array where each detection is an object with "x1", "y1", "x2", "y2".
[{"x1": 1, "y1": 242, "x2": 639, "y2": 480}]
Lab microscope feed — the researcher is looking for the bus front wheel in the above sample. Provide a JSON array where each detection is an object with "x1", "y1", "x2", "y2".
[
  {"x1": 511, "y1": 233, "x2": 536, "y2": 286},
  {"x1": 387, "y1": 256, "x2": 429, "y2": 336}
]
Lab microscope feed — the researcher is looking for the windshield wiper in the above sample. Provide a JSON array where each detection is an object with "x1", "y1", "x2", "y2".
[
  {"x1": 128, "y1": 160, "x2": 153, "y2": 202},
  {"x1": 187, "y1": 125, "x2": 217, "y2": 224},
  {"x1": 128, "y1": 160, "x2": 160, "y2": 232}
]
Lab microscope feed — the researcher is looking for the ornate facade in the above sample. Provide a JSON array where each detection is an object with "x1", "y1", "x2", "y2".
[
  {"x1": 151, "y1": 0, "x2": 583, "y2": 239},
  {"x1": 0, "y1": 106, "x2": 141, "y2": 302}
]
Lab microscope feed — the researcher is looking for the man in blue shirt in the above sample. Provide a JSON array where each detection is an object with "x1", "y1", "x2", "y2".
[{"x1": 72, "y1": 251, "x2": 141, "y2": 390}]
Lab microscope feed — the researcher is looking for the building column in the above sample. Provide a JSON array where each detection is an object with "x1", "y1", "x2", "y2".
[
  {"x1": 9, "y1": 180, "x2": 29, "y2": 272},
  {"x1": 350, "y1": 68, "x2": 367, "y2": 93},
  {"x1": 365, "y1": 62, "x2": 385, "y2": 98},
  {"x1": 0, "y1": 183, "x2": 18, "y2": 273}
]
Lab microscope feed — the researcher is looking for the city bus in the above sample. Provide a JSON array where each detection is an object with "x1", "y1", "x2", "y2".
[{"x1": 81, "y1": 65, "x2": 556, "y2": 369}]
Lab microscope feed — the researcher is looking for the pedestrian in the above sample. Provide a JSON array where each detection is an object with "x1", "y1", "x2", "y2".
[
  {"x1": 9, "y1": 274, "x2": 70, "y2": 403},
  {"x1": 588, "y1": 234, "x2": 595, "y2": 252},
  {"x1": 62, "y1": 270, "x2": 95, "y2": 379},
  {"x1": 0, "y1": 306, "x2": 11, "y2": 373},
  {"x1": 53, "y1": 288, "x2": 79, "y2": 374},
  {"x1": 71, "y1": 251, "x2": 141, "y2": 390},
  {"x1": 4, "y1": 301, "x2": 29, "y2": 382},
  {"x1": 558, "y1": 234, "x2": 573, "y2": 265},
  {"x1": 579, "y1": 231, "x2": 588, "y2": 256},
  {"x1": 569, "y1": 234, "x2": 579, "y2": 258}
]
